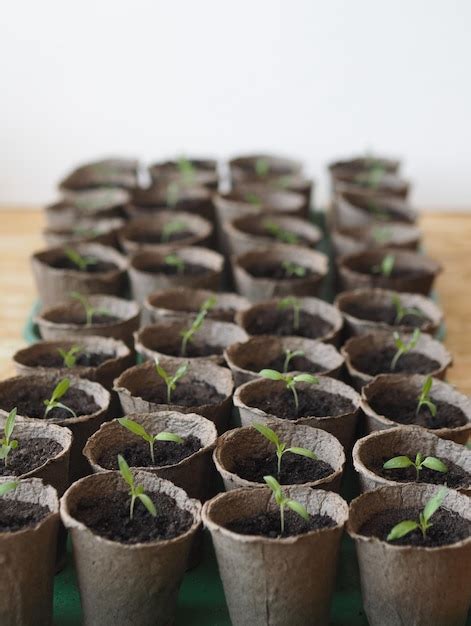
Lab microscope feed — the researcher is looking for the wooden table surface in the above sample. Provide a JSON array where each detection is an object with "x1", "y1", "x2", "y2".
[{"x1": 0, "y1": 209, "x2": 470, "y2": 393}]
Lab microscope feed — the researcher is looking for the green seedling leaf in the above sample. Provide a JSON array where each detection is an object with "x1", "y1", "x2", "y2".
[
  {"x1": 383, "y1": 451, "x2": 447, "y2": 480},
  {"x1": 387, "y1": 519, "x2": 418, "y2": 541},
  {"x1": 373, "y1": 253, "x2": 395, "y2": 278},
  {"x1": 264, "y1": 475, "x2": 309, "y2": 535},
  {"x1": 282, "y1": 260, "x2": 307, "y2": 278},
  {"x1": 416, "y1": 375, "x2": 437, "y2": 417},
  {"x1": 259, "y1": 369, "x2": 284, "y2": 381},
  {"x1": 422, "y1": 457, "x2": 448, "y2": 473},
  {"x1": 263, "y1": 220, "x2": 299, "y2": 245},
  {"x1": 278, "y1": 297, "x2": 301, "y2": 330},
  {"x1": 253, "y1": 423, "x2": 316, "y2": 477},
  {"x1": 70, "y1": 291, "x2": 112, "y2": 327},
  {"x1": 154, "y1": 432, "x2": 184, "y2": 444},
  {"x1": 154, "y1": 359, "x2": 189, "y2": 403},
  {"x1": 293, "y1": 373, "x2": 319, "y2": 384},
  {"x1": 259, "y1": 369, "x2": 317, "y2": 413},
  {"x1": 392, "y1": 294, "x2": 424, "y2": 325},
  {"x1": 391, "y1": 328, "x2": 421, "y2": 370},
  {"x1": 118, "y1": 417, "x2": 184, "y2": 464},
  {"x1": 118, "y1": 454, "x2": 134, "y2": 488},
  {"x1": 383, "y1": 456, "x2": 415, "y2": 470},
  {"x1": 137, "y1": 493, "x2": 157, "y2": 517},
  {"x1": 283, "y1": 349, "x2": 305, "y2": 373},
  {"x1": 180, "y1": 302, "x2": 209, "y2": 356},
  {"x1": 176, "y1": 156, "x2": 196, "y2": 185},
  {"x1": 423, "y1": 487, "x2": 447, "y2": 523},
  {"x1": 286, "y1": 499, "x2": 309, "y2": 520},
  {"x1": 387, "y1": 487, "x2": 447, "y2": 541},
  {"x1": 165, "y1": 254, "x2": 185, "y2": 275},
  {"x1": 255, "y1": 157, "x2": 270, "y2": 177},
  {"x1": 0, "y1": 481, "x2": 19, "y2": 497},
  {"x1": 285, "y1": 447, "x2": 317, "y2": 460},
  {"x1": 43, "y1": 378, "x2": 77, "y2": 418},
  {"x1": 160, "y1": 220, "x2": 186, "y2": 243},
  {"x1": 118, "y1": 454, "x2": 157, "y2": 519},
  {"x1": 253, "y1": 423, "x2": 280, "y2": 446},
  {"x1": 64, "y1": 247, "x2": 98, "y2": 271},
  {"x1": 0, "y1": 408, "x2": 19, "y2": 467},
  {"x1": 58, "y1": 345, "x2": 82, "y2": 368}
]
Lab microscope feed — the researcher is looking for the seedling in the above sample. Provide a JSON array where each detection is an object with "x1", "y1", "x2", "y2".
[
  {"x1": 57, "y1": 345, "x2": 82, "y2": 368},
  {"x1": 164, "y1": 254, "x2": 185, "y2": 275},
  {"x1": 391, "y1": 328, "x2": 421, "y2": 370},
  {"x1": 387, "y1": 487, "x2": 447, "y2": 541},
  {"x1": 259, "y1": 369, "x2": 318, "y2": 412},
  {"x1": 154, "y1": 359, "x2": 189, "y2": 403},
  {"x1": 354, "y1": 164, "x2": 385, "y2": 189},
  {"x1": 253, "y1": 423, "x2": 316, "y2": 478},
  {"x1": 264, "y1": 475, "x2": 309, "y2": 536},
  {"x1": 263, "y1": 220, "x2": 299, "y2": 245},
  {"x1": 282, "y1": 260, "x2": 307, "y2": 278},
  {"x1": 372, "y1": 253, "x2": 395, "y2": 278},
  {"x1": 179, "y1": 296, "x2": 215, "y2": 356},
  {"x1": 255, "y1": 157, "x2": 270, "y2": 177},
  {"x1": 166, "y1": 181, "x2": 180, "y2": 207},
  {"x1": 0, "y1": 481, "x2": 19, "y2": 497},
  {"x1": 383, "y1": 452, "x2": 447, "y2": 480},
  {"x1": 371, "y1": 225, "x2": 392, "y2": 243},
  {"x1": 43, "y1": 378, "x2": 77, "y2": 418},
  {"x1": 160, "y1": 220, "x2": 186, "y2": 243},
  {"x1": 282, "y1": 349, "x2": 305, "y2": 373},
  {"x1": 278, "y1": 297, "x2": 302, "y2": 331},
  {"x1": 64, "y1": 247, "x2": 98, "y2": 271},
  {"x1": 70, "y1": 292, "x2": 112, "y2": 327},
  {"x1": 117, "y1": 454, "x2": 157, "y2": 520},
  {"x1": 0, "y1": 409, "x2": 18, "y2": 467},
  {"x1": 176, "y1": 156, "x2": 196, "y2": 185},
  {"x1": 391, "y1": 294, "x2": 423, "y2": 325},
  {"x1": 416, "y1": 375, "x2": 437, "y2": 417},
  {"x1": 118, "y1": 417, "x2": 184, "y2": 465}
]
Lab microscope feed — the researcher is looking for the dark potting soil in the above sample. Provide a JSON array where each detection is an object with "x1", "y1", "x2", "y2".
[
  {"x1": 138, "y1": 381, "x2": 224, "y2": 407},
  {"x1": 0, "y1": 438, "x2": 63, "y2": 476},
  {"x1": 249, "y1": 353, "x2": 327, "y2": 375},
  {"x1": 246, "y1": 261, "x2": 314, "y2": 280},
  {"x1": 76, "y1": 491, "x2": 193, "y2": 543},
  {"x1": 354, "y1": 264, "x2": 428, "y2": 281},
  {"x1": 233, "y1": 452, "x2": 334, "y2": 485},
  {"x1": 368, "y1": 387, "x2": 467, "y2": 429},
  {"x1": 32, "y1": 350, "x2": 115, "y2": 368},
  {"x1": 97, "y1": 435, "x2": 202, "y2": 470},
  {"x1": 343, "y1": 301, "x2": 429, "y2": 329},
  {"x1": 148, "y1": 339, "x2": 222, "y2": 358},
  {"x1": 128, "y1": 230, "x2": 193, "y2": 244},
  {"x1": 51, "y1": 312, "x2": 121, "y2": 326},
  {"x1": 359, "y1": 506, "x2": 470, "y2": 547},
  {"x1": 253, "y1": 388, "x2": 355, "y2": 420},
  {"x1": 373, "y1": 454, "x2": 470, "y2": 489},
  {"x1": 50, "y1": 257, "x2": 118, "y2": 273},
  {"x1": 0, "y1": 499, "x2": 51, "y2": 532},
  {"x1": 227, "y1": 509, "x2": 336, "y2": 538},
  {"x1": 138, "y1": 262, "x2": 208, "y2": 276},
  {"x1": 352, "y1": 347, "x2": 440, "y2": 376},
  {"x1": 245, "y1": 309, "x2": 333, "y2": 339},
  {"x1": 0, "y1": 385, "x2": 100, "y2": 421}
]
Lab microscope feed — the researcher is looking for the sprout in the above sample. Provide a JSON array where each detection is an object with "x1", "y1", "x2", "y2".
[
  {"x1": 160, "y1": 220, "x2": 186, "y2": 243},
  {"x1": 263, "y1": 220, "x2": 299, "y2": 245},
  {"x1": 264, "y1": 475, "x2": 309, "y2": 536},
  {"x1": 277, "y1": 297, "x2": 302, "y2": 331},
  {"x1": 282, "y1": 261, "x2": 307, "y2": 278},
  {"x1": 43, "y1": 379, "x2": 77, "y2": 418},
  {"x1": 416, "y1": 375, "x2": 437, "y2": 416},
  {"x1": 176, "y1": 156, "x2": 196, "y2": 185},
  {"x1": 117, "y1": 454, "x2": 157, "y2": 520},
  {"x1": 354, "y1": 164, "x2": 385, "y2": 189},
  {"x1": 0, "y1": 409, "x2": 18, "y2": 467},
  {"x1": 255, "y1": 157, "x2": 270, "y2": 177},
  {"x1": 373, "y1": 253, "x2": 395, "y2": 278},
  {"x1": 166, "y1": 181, "x2": 180, "y2": 207},
  {"x1": 70, "y1": 292, "x2": 112, "y2": 327},
  {"x1": 0, "y1": 481, "x2": 19, "y2": 497},
  {"x1": 57, "y1": 345, "x2": 82, "y2": 368},
  {"x1": 154, "y1": 359, "x2": 189, "y2": 404},
  {"x1": 253, "y1": 423, "x2": 316, "y2": 478},
  {"x1": 180, "y1": 297, "x2": 215, "y2": 356},
  {"x1": 64, "y1": 247, "x2": 98, "y2": 271},
  {"x1": 259, "y1": 369, "x2": 318, "y2": 412},
  {"x1": 391, "y1": 294, "x2": 423, "y2": 325},
  {"x1": 387, "y1": 487, "x2": 447, "y2": 541},
  {"x1": 164, "y1": 254, "x2": 185, "y2": 275},
  {"x1": 383, "y1": 452, "x2": 447, "y2": 481},
  {"x1": 391, "y1": 329, "x2": 421, "y2": 370},
  {"x1": 371, "y1": 225, "x2": 392, "y2": 244},
  {"x1": 282, "y1": 349, "x2": 305, "y2": 374},
  {"x1": 118, "y1": 417, "x2": 183, "y2": 465}
]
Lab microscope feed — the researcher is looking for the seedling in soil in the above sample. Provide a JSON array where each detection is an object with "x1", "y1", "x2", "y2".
[
  {"x1": 255, "y1": 157, "x2": 270, "y2": 177},
  {"x1": 354, "y1": 164, "x2": 385, "y2": 189},
  {"x1": 387, "y1": 487, "x2": 447, "y2": 541},
  {"x1": 154, "y1": 359, "x2": 189, "y2": 404},
  {"x1": 264, "y1": 475, "x2": 309, "y2": 536},
  {"x1": 70, "y1": 292, "x2": 113, "y2": 327},
  {"x1": 383, "y1": 452, "x2": 447, "y2": 480},
  {"x1": 117, "y1": 454, "x2": 157, "y2": 520},
  {"x1": 416, "y1": 375, "x2": 437, "y2": 417},
  {"x1": 391, "y1": 328, "x2": 421, "y2": 370},
  {"x1": 372, "y1": 253, "x2": 395, "y2": 278},
  {"x1": 179, "y1": 296, "x2": 215, "y2": 356},
  {"x1": 176, "y1": 156, "x2": 196, "y2": 185},
  {"x1": 263, "y1": 220, "x2": 299, "y2": 245},
  {"x1": 282, "y1": 349, "x2": 305, "y2": 373},
  {"x1": 278, "y1": 297, "x2": 302, "y2": 331},
  {"x1": 282, "y1": 260, "x2": 307, "y2": 278},
  {"x1": 118, "y1": 417, "x2": 183, "y2": 465},
  {"x1": 64, "y1": 247, "x2": 98, "y2": 271},
  {"x1": 0, "y1": 408, "x2": 18, "y2": 467},
  {"x1": 253, "y1": 423, "x2": 316, "y2": 478},
  {"x1": 160, "y1": 220, "x2": 186, "y2": 243},
  {"x1": 391, "y1": 294, "x2": 423, "y2": 325},
  {"x1": 43, "y1": 378, "x2": 77, "y2": 418},
  {"x1": 166, "y1": 181, "x2": 180, "y2": 207},
  {"x1": 0, "y1": 481, "x2": 19, "y2": 496},
  {"x1": 164, "y1": 254, "x2": 185, "y2": 275},
  {"x1": 259, "y1": 369, "x2": 318, "y2": 412},
  {"x1": 58, "y1": 345, "x2": 82, "y2": 368}
]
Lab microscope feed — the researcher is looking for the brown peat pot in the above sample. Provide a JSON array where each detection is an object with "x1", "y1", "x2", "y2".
[
  {"x1": 214, "y1": 187, "x2": 306, "y2": 225},
  {"x1": 229, "y1": 153, "x2": 303, "y2": 182},
  {"x1": 149, "y1": 157, "x2": 219, "y2": 190},
  {"x1": 59, "y1": 158, "x2": 139, "y2": 191},
  {"x1": 331, "y1": 221, "x2": 421, "y2": 257},
  {"x1": 127, "y1": 184, "x2": 216, "y2": 222},
  {"x1": 43, "y1": 217, "x2": 125, "y2": 248},
  {"x1": 331, "y1": 188, "x2": 416, "y2": 229},
  {"x1": 45, "y1": 188, "x2": 130, "y2": 228}
]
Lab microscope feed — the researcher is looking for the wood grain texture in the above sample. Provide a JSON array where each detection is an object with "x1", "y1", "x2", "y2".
[{"x1": 0, "y1": 209, "x2": 470, "y2": 394}]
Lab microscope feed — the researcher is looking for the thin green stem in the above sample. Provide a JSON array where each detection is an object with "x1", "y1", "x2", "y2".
[
  {"x1": 150, "y1": 440, "x2": 155, "y2": 464},
  {"x1": 291, "y1": 384, "x2": 299, "y2": 412},
  {"x1": 280, "y1": 504, "x2": 285, "y2": 536},
  {"x1": 277, "y1": 451, "x2": 282, "y2": 478},
  {"x1": 130, "y1": 494, "x2": 136, "y2": 520}
]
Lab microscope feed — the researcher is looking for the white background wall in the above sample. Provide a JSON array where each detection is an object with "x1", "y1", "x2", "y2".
[{"x1": 1, "y1": 0, "x2": 471, "y2": 210}]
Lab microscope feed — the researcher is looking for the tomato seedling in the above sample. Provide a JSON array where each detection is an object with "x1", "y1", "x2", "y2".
[
  {"x1": 383, "y1": 452, "x2": 447, "y2": 481},
  {"x1": 390, "y1": 329, "x2": 421, "y2": 370},
  {"x1": 387, "y1": 487, "x2": 447, "y2": 541},
  {"x1": 43, "y1": 378, "x2": 77, "y2": 418},
  {"x1": 264, "y1": 475, "x2": 309, "y2": 536},
  {"x1": 118, "y1": 417, "x2": 184, "y2": 465},
  {"x1": 154, "y1": 359, "x2": 189, "y2": 404},
  {"x1": 0, "y1": 408, "x2": 18, "y2": 467},
  {"x1": 253, "y1": 423, "x2": 316, "y2": 478},
  {"x1": 118, "y1": 454, "x2": 157, "y2": 520},
  {"x1": 259, "y1": 369, "x2": 318, "y2": 412}
]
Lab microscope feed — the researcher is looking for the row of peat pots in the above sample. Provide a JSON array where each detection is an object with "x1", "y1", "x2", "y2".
[{"x1": 1, "y1": 152, "x2": 470, "y2": 626}]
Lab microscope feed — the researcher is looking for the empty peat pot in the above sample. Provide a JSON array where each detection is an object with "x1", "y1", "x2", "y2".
[
  {"x1": 235, "y1": 296, "x2": 343, "y2": 343},
  {"x1": 31, "y1": 243, "x2": 128, "y2": 306},
  {"x1": 214, "y1": 421, "x2": 345, "y2": 492},
  {"x1": 337, "y1": 248, "x2": 441, "y2": 295},
  {"x1": 224, "y1": 335, "x2": 344, "y2": 386},
  {"x1": 129, "y1": 246, "x2": 224, "y2": 304},
  {"x1": 114, "y1": 357, "x2": 234, "y2": 434},
  {"x1": 0, "y1": 374, "x2": 110, "y2": 481},
  {"x1": 361, "y1": 373, "x2": 471, "y2": 444},
  {"x1": 43, "y1": 217, "x2": 125, "y2": 248},
  {"x1": 342, "y1": 331, "x2": 452, "y2": 390},
  {"x1": 232, "y1": 245, "x2": 329, "y2": 301},
  {"x1": 331, "y1": 221, "x2": 421, "y2": 257},
  {"x1": 331, "y1": 188, "x2": 416, "y2": 229},
  {"x1": 59, "y1": 157, "x2": 139, "y2": 191},
  {"x1": 203, "y1": 486, "x2": 348, "y2": 626},
  {"x1": 233, "y1": 375, "x2": 360, "y2": 450},
  {"x1": 61, "y1": 471, "x2": 201, "y2": 626},
  {"x1": 127, "y1": 184, "x2": 216, "y2": 222},
  {"x1": 84, "y1": 411, "x2": 218, "y2": 501},
  {"x1": 45, "y1": 188, "x2": 130, "y2": 229},
  {"x1": 347, "y1": 484, "x2": 471, "y2": 626},
  {"x1": 13, "y1": 336, "x2": 134, "y2": 390},
  {"x1": 135, "y1": 318, "x2": 248, "y2": 366},
  {"x1": 144, "y1": 287, "x2": 250, "y2": 324},
  {"x1": 335, "y1": 288, "x2": 443, "y2": 337},
  {"x1": 214, "y1": 187, "x2": 306, "y2": 224},
  {"x1": 353, "y1": 426, "x2": 471, "y2": 494}
]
